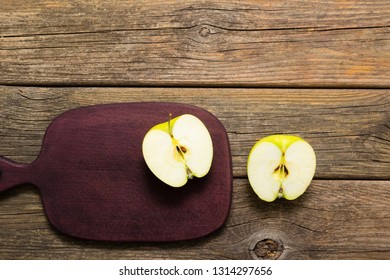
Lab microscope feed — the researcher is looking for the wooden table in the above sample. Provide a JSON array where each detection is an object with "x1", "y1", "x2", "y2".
[{"x1": 0, "y1": 1, "x2": 389, "y2": 260}]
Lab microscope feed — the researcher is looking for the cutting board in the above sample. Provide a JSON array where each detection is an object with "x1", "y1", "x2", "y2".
[{"x1": 0, "y1": 103, "x2": 232, "y2": 242}]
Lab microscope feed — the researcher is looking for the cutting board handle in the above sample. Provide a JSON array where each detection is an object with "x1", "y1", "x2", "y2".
[{"x1": 0, "y1": 157, "x2": 33, "y2": 192}]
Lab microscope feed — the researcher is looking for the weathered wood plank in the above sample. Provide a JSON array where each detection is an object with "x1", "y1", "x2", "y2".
[
  {"x1": 0, "y1": 180, "x2": 389, "y2": 259},
  {"x1": 1, "y1": 86, "x2": 389, "y2": 179},
  {"x1": 1, "y1": 0, "x2": 389, "y2": 87}
]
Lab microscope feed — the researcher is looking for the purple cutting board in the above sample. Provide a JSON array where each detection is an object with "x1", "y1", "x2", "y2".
[{"x1": 0, "y1": 103, "x2": 232, "y2": 242}]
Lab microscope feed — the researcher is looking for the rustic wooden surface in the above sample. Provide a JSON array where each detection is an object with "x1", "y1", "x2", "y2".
[
  {"x1": 1, "y1": 0, "x2": 389, "y2": 87},
  {"x1": 0, "y1": 0, "x2": 390, "y2": 260}
]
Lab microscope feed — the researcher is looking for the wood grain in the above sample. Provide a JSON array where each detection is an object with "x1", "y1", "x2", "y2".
[
  {"x1": 0, "y1": 179, "x2": 389, "y2": 259},
  {"x1": 1, "y1": 86, "x2": 389, "y2": 180},
  {"x1": 0, "y1": 0, "x2": 389, "y2": 87}
]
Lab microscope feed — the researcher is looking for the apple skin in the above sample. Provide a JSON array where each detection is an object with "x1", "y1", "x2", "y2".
[
  {"x1": 142, "y1": 114, "x2": 213, "y2": 188},
  {"x1": 247, "y1": 135, "x2": 316, "y2": 202},
  {"x1": 257, "y1": 135, "x2": 303, "y2": 151}
]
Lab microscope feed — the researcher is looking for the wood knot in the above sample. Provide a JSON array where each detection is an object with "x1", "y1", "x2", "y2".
[
  {"x1": 198, "y1": 26, "x2": 211, "y2": 37},
  {"x1": 250, "y1": 239, "x2": 284, "y2": 260}
]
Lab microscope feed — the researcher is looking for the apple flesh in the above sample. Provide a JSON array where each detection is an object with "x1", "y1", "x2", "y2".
[
  {"x1": 247, "y1": 135, "x2": 316, "y2": 202},
  {"x1": 142, "y1": 114, "x2": 213, "y2": 187}
]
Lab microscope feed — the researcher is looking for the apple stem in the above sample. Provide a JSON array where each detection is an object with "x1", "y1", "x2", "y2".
[{"x1": 168, "y1": 113, "x2": 173, "y2": 138}]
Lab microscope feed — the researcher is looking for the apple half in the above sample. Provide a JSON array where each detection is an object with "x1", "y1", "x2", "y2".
[
  {"x1": 142, "y1": 114, "x2": 213, "y2": 187},
  {"x1": 247, "y1": 135, "x2": 316, "y2": 202}
]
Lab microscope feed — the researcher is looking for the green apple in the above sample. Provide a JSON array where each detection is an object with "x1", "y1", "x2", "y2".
[
  {"x1": 142, "y1": 114, "x2": 213, "y2": 187},
  {"x1": 247, "y1": 135, "x2": 316, "y2": 202}
]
